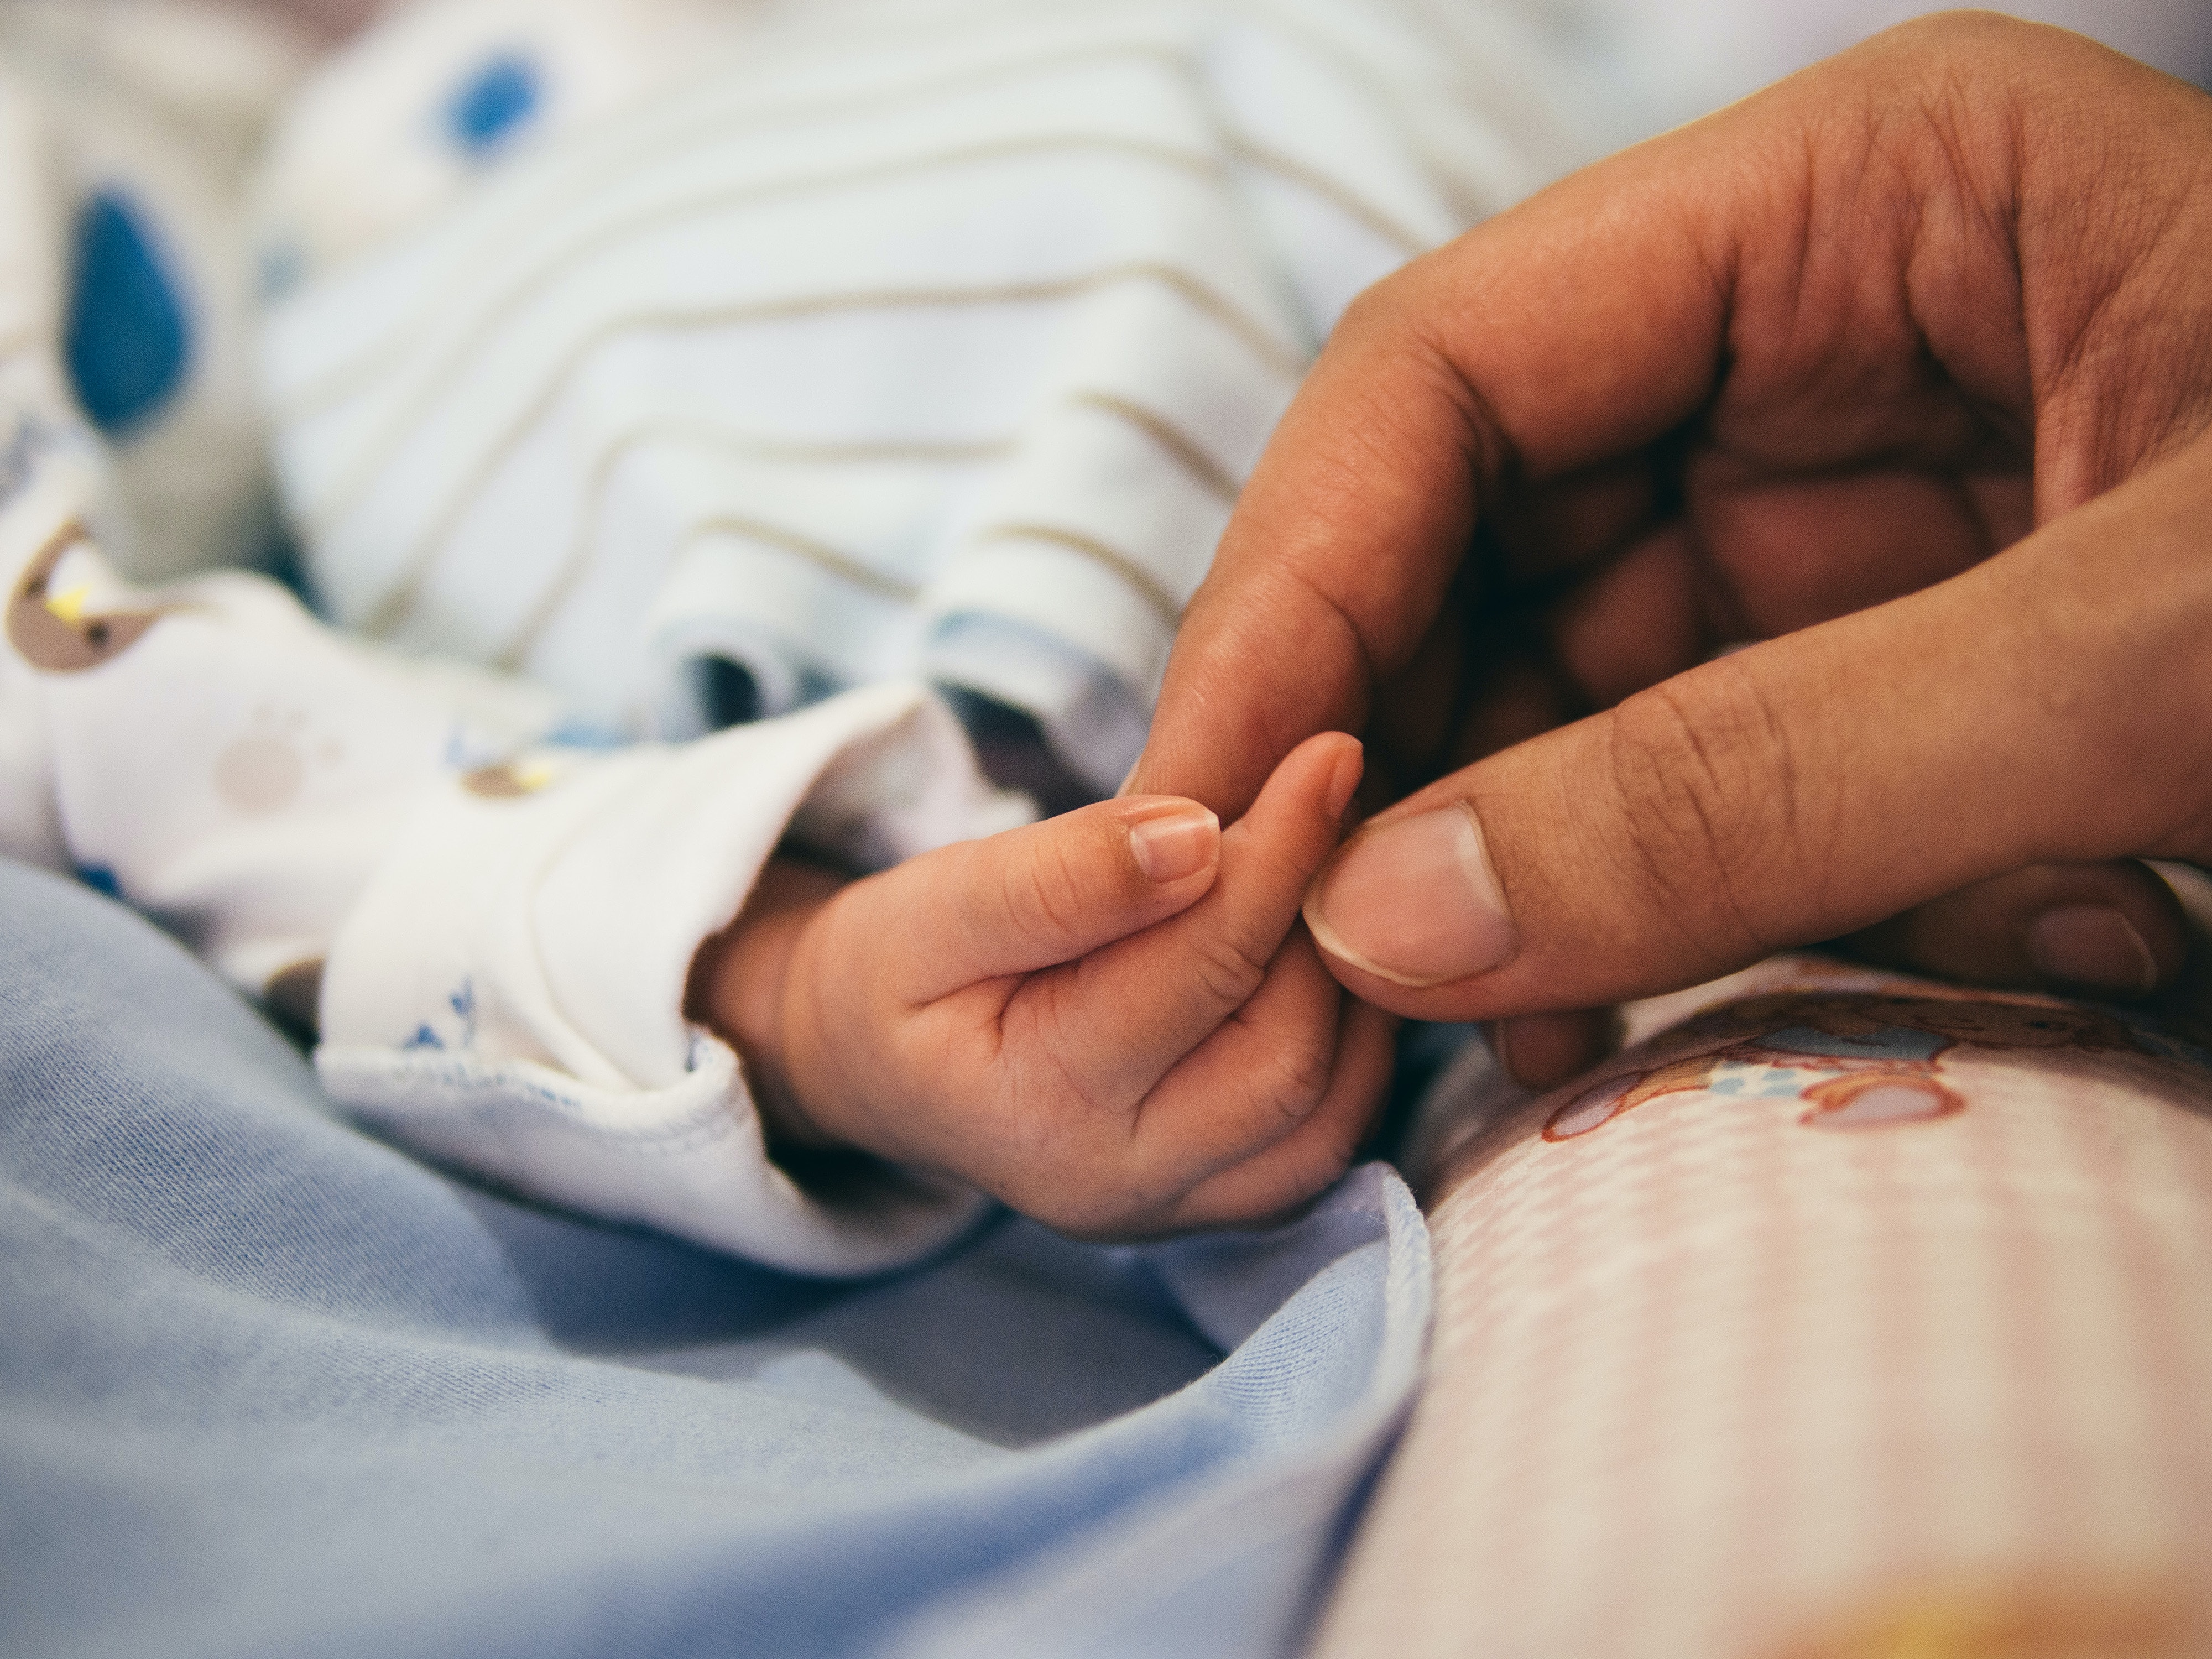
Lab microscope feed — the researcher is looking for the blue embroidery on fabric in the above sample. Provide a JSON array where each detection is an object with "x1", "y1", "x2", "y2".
[
  {"x1": 442, "y1": 724, "x2": 508, "y2": 772},
  {"x1": 403, "y1": 979, "x2": 478, "y2": 1054},
  {"x1": 64, "y1": 191, "x2": 191, "y2": 434},
  {"x1": 75, "y1": 865, "x2": 119, "y2": 899},
  {"x1": 0, "y1": 413, "x2": 62, "y2": 510},
  {"x1": 541, "y1": 719, "x2": 627, "y2": 750},
  {"x1": 445, "y1": 55, "x2": 541, "y2": 156},
  {"x1": 1707, "y1": 1063, "x2": 1819, "y2": 1100},
  {"x1": 256, "y1": 241, "x2": 307, "y2": 302}
]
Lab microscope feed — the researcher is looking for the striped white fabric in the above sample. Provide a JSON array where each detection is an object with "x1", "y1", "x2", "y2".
[{"x1": 256, "y1": 0, "x2": 1593, "y2": 786}]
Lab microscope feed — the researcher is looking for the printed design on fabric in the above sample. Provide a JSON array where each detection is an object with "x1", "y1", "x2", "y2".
[
  {"x1": 460, "y1": 757, "x2": 561, "y2": 798},
  {"x1": 213, "y1": 705, "x2": 348, "y2": 816},
  {"x1": 1778, "y1": 1572, "x2": 2200, "y2": 1659},
  {"x1": 439, "y1": 722, "x2": 570, "y2": 799},
  {"x1": 441, "y1": 722, "x2": 511, "y2": 773},
  {"x1": 1545, "y1": 992, "x2": 2164, "y2": 1142},
  {"x1": 0, "y1": 411, "x2": 73, "y2": 512},
  {"x1": 444, "y1": 54, "x2": 543, "y2": 160},
  {"x1": 65, "y1": 189, "x2": 193, "y2": 435},
  {"x1": 6, "y1": 518, "x2": 172, "y2": 672},
  {"x1": 403, "y1": 978, "x2": 477, "y2": 1052}
]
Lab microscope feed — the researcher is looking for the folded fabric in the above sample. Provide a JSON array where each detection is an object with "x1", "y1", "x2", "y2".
[
  {"x1": 0, "y1": 1, "x2": 309, "y2": 580},
  {"x1": 0, "y1": 368, "x2": 1024, "y2": 1272},
  {"x1": 255, "y1": 0, "x2": 1595, "y2": 786},
  {"x1": 320, "y1": 685, "x2": 1025, "y2": 1273},
  {"x1": 0, "y1": 856, "x2": 1433, "y2": 1658}
]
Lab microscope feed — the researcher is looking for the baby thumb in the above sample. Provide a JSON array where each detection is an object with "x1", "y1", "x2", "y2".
[{"x1": 883, "y1": 795, "x2": 1223, "y2": 1004}]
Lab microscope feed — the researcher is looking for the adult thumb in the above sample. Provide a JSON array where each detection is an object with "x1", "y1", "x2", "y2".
[{"x1": 1300, "y1": 433, "x2": 2212, "y2": 1022}]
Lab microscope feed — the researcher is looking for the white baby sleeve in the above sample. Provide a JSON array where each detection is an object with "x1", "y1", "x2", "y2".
[
  {"x1": 316, "y1": 684, "x2": 1025, "y2": 1277},
  {"x1": 6, "y1": 493, "x2": 1016, "y2": 1275},
  {"x1": 10, "y1": 509, "x2": 559, "y2": 998}
]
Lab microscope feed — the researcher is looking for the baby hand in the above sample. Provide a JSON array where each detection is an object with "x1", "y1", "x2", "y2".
[{"x1": 689, "y1": 734, "x2": 1395, "y2": 1237}]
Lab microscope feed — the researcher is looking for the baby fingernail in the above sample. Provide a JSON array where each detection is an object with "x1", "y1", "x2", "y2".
[
  {"x1": 1323, "y1": 737, "x2": 1364, "y2": 822},
  {"x1": 1303, "y1": 802, "x2": 1516, "y2": 987},
  {"x1": 2026, "y1": 904, "x2": 2159, "y2": 995},
  {"x1": 1130, "y1": 806, "x2": 1219, "y2": 883}
]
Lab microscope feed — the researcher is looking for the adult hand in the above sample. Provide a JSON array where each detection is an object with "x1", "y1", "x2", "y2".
[{"x1": 1128, "y1": 13, "x2": 2212, "y2": 1083}]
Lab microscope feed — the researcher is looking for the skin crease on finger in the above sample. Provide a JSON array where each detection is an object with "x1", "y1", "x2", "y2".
[
  {"x1": 1311, "y1": 422, "x2": 2212, "y2": 1028},
  {"x1": 1132, "y1": 14, "x2": 2212, "y2": 1064},
  {"x1": 688, "y1": 734, "x2": 1399, "y2": 1237}
]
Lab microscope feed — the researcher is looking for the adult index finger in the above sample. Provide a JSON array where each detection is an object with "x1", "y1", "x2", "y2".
[{"x1": 1125, "y1": 43, "x2": 1805, "y2": 816}]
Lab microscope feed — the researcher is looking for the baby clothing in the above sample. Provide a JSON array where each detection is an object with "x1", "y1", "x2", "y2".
[
  {"x1": 0, "y1": 455, "x2": 1025, "y2": 1272},
  {"x1": 0, "y1": 0, "x2": 1593, "y2": 1272},
  {"x1": 0, "y1": 65, "x2": 1023, "y2": 1270},
  {"x1": 15, "y1": 14, "x2": 2212, "y2": 1659},
  {"x1": 251, "y1": 0, "x2": 1595, "y2": 789}
]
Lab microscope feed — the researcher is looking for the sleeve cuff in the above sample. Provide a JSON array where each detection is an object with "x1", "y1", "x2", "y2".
[{"x1": 316, "y1": 681, "x2": 1027, "y2": 1275}]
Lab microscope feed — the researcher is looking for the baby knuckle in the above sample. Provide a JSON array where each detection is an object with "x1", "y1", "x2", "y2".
[
  {"x1": 1254, "y1": 1041, "x2": 1334, "y2": 1127},
  {"x1": 1006, "y1": 836, "x2": 1095, "y2": 950},
  {"x1": 1222, "y1": 1148, "x2": 1351, "y2": 1234},
  {"x1": 1185, "y1": 927, "x2": 1275, "y2": 1010}
]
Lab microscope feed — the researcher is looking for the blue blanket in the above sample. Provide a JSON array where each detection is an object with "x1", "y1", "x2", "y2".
[{"x1": 0, "y1": 861, "x2": 1428, "y2": 1658}]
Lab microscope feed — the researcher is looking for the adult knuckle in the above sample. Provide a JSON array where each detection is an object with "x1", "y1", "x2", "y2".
[{"x1": 1604, "y1": 660, "x2": 1806, "y2": 954}]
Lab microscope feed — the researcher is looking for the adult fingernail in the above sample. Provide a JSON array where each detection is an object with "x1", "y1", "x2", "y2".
[
  {"x1": 1303, "y1": 802, "x2": 1515, "y2": 987},
  {"x1": 1129, "y1": 806, "x2": 1219, "y2": 883},
  {"x1": 2025, "y1": 905, "x2": 2159, "y2": 995}
]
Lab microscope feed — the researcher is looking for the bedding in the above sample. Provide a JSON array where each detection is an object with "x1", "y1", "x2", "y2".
[
  {"x1": 0, "y1": 858, "x2": 1431, "y2": 1659},
  {"x1": 1322, "y1": 956, "x2": 2212, "y2": 1658}
]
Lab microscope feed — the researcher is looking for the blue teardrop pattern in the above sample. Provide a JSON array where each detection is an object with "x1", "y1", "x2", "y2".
[
  {"x1": 445, "y1": 53, "x2": 542, "y2": 158},
  {"x1": 64, "y1": 190, "x2": 192, "y2": 436}
]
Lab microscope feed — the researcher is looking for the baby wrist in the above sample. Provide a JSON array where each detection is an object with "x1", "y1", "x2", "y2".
[{"x1": 685, "y1": 857, "x2": 849, "y2": 1153}]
